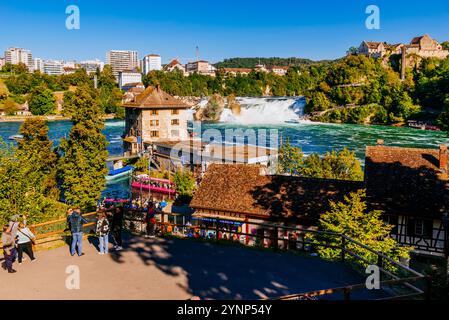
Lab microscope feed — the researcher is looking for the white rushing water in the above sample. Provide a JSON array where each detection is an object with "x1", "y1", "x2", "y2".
[{"x1": 219, "y1": 96, "x2": 306, "y2": 124}]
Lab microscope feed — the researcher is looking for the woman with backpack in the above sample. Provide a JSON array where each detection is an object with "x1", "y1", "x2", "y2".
[
  {"x1": 16, "y1": 222, "x2": 36, "y2": 264},
  {"x1": 96, "y1": 211, "x2": 110, "y2": 255}
]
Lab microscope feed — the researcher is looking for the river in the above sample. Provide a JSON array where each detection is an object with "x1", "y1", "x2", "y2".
[{"x1": 1, "y1": 118, "x2": 449, "y2": 200}]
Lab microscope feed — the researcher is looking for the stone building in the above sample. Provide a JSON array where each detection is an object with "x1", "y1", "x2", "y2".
[
  {"x1": 405, "y1": 34, "x2": 449, "y2": 59},
  {"x1": 358, "y1": 35, "x2": 449, "y2": 60},
  {"x1": 122, "y1": 85, "x2": 190, "y2": 155}
]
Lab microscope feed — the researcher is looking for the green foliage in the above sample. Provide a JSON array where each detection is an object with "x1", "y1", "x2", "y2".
[
  {"x1": 2, "y1": 99, "x2": 19, "y2": 115},
  {"x1": 277, "y1": 142, "x2": 363, "y2": 181},
  {"x1": 18, "y1": 118, "x2": 59, "y2": 198},
  {"x1": 302, "y1": 149, "x2": 364, "y2": 181},
  {"x1": 311, "y1": 190, "x2": 410, "y2": 271},
  {"x1": 0, "y1": 123, "x2": 66, "y2": 228},
  {"x1": 304, "y1": 54, "x2": 430, "y2": 124},
  {"x1": 57, "y1": 85, "x2": 108, "y2": 211},
  {"x1": 28, "y1": 86, "x2": 56, "y2": 115},
  {"x1": 174, "y1": 169, "x2": 196, "y2": 203},
  {"x1": 277, "y1": 138, "x2": 303, "y2": 175},
  {"x1": 305, "y1": 91, "x2": 331, "y2": 113},
  {"x1": 214, "y1": 57, "x2": 322, "y2": 69},
  {"x1": 1, "y1": 62, "x2": 29, "y2": 74},
  {"x1": 315, "y1": 104, "x2": 388, "y2": 124}
]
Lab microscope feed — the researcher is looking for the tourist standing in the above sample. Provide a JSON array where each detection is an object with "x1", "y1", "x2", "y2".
[
  {"x1": 111, "y1": 206, "x2": 124, "y2": 251},
  {"x1": 96, "y1": 211, "x2": 110, "y2": 255},
  {"x1": 145, "y1": 202, "x2": 156, "y2": 238},
  {"x1": 1, "y1": 225, "x2": 17, "y2": 273},
  {"x1": 67, "y1": 208, "x2": 88, "y2": 257},
  {"x1": 9, "y1": 214, "x2": 26, "y2": 239},
  {"x1": 16, "y1": 222, "x2": 36, "y2": 264}
]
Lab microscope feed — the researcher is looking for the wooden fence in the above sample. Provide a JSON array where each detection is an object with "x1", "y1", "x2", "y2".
[{"x1": 1, "y1": 210, "x2": 430, "y2": 300}]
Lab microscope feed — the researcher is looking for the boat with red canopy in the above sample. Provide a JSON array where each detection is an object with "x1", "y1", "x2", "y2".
[{"x1": 132, "y1": 175, "x2": 176, "y2": 195}]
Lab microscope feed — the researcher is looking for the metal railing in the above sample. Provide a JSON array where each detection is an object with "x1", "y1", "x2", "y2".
[{"x1": 2, "y1": 209, "x2": 429, "y2": 300}]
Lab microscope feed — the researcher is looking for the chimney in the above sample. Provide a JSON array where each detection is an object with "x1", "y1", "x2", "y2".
[
  {"x1": 439, "y1": 145, "x2": 448, "y2": 171},
  {"x1": 376, "y1": 139, "x2": 384, "y2": 146}
]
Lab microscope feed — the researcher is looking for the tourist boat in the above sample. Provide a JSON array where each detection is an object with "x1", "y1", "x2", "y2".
[
  {"x1": 407, "y1": 120, "x2": 441, "y2": 131},
  {"x1": 8, "y1": 134, "x2": 24, "y2": 141},
  {"x1": 284, "y1": 119, "x2": 300, "y2": 124},
  {"x1": 105, "y1": 165, "x2": 134, "y2": 181},
  {"x1": 132, "y1": 176, "x2": 176, "y2": 195}
]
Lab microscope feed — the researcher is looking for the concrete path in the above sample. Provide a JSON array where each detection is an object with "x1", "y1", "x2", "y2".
[{"x1": 0, "y1": 234, "x2": 381, "y2": 300}]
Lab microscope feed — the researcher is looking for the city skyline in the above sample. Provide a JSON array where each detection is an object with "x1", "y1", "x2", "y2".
[{"x1": 1, "y1": 0, "x2": 449, "y2": 63}]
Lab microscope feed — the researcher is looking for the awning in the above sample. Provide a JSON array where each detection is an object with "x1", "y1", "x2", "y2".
[{"x1": 192, "y1": 212, "x2": 246, "y2": 222}]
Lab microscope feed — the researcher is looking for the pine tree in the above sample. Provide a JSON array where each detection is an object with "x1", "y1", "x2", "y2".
[
  {"x1": 312, "y1": 190, "x2": 410, "y2": 272},
  {"x1": 17, "y1": 117, "x2": 58, "y2": 198},
  {"x1": 58, "y1": 85, "x2": 108, "y2": 211},
  {"x1": 276, "y1": 138, "x2": 304, "y2": 175}
]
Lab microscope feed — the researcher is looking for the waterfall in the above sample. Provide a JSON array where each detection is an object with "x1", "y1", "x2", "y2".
[{"x1": 219, "y1": 96, "x2": 306, "y2": 124}]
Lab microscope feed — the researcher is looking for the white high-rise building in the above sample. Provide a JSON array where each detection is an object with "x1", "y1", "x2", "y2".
[
  {"x1": 142, "y1": 54, "x2": 162, "y2": 74},
  {"x1": 80, "y1": 59, "x2": 104, "y2": 74},
  {"x1": 43, "y1": 60, "x2": 64, "y2": 75},
  {"x1": 106, "y1": 50, "x2": 139, "y2": 78},
  {"x1": 4, "y1": 47, "x2": 33, "y2": 70},
  {"x1": 33, "y1": 58, "x2": 44, "y2": 73}
]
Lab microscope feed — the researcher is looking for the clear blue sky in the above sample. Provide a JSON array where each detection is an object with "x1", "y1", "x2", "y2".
[{"x1": 1, "y1": 0, "x2": 448, "y2": 63}]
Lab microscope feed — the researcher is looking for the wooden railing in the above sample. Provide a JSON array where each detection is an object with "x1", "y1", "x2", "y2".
[{"x1": 2, "y1": 210, "x2": 430, "y2": 300}]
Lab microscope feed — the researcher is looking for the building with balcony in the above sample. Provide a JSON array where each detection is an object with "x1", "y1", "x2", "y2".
[
  {"x1": 107, "y1": 50, "x2": 139, "y2": 78},
  {"x1": 43, "y1": 60, "x2": 64, "y2": 75},
  {"x1": 4, "y1": 47, "x2": 33, "y2": 71}
]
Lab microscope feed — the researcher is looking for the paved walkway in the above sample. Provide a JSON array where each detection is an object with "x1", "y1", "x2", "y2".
[{"x1": 0, "y1": 234, "x2": 382, "y2": 300}]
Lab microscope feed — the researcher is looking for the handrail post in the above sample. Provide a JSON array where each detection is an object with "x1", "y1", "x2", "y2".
[
  {"x1": 273, "y1": 225, "x2": 279, "y2": 251},
  {"x1": 341, "y1": 235, "x2": 346, "y2": 262},
  {"x1": 425, "y1": 276, "x2": 432, "y2": 300},
  {"x1": 343, "y1": 287, "x2": 351, "y2": 300},
  {"x1": 215, "y1": 218, "x2": 220, "y2": 242},
  {"x1": 377, "y1": 255, "x2": 383, "y2": 282}
]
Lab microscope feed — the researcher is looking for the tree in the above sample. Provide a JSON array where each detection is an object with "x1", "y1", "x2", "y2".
[
  {"x1": 303, "y1": 148, "x2": 364, "y2": 181},
  {"x1": 2, "y1": 99, "x2": 19, "y2": 115},
  {"x1": 311, "y1": 190, "x2": 410, "y2": 272},
  {"x1": 28, "y1": 86, "x2": 56, "y2": 115},
  {"x1": 0, "y1": 138, "x2": 66, "y2": 227},
  {"x1": 441, "y1": 41, "x2": 449, "y2": 51},
  {"x1": 347, "y1": 46, "x2": 359, "y2": 55},
  {"x1": 17, "y1": 118, "x2": 58, "y2": 198},
  {"x1": 276, "y1": 138, "x2": 304, "y2": 175},
  {"x1": 57, "y1": 85, "x2": 108, "y2": 211},
  {"x1": 174, "y1": 169, "x2": 196, "y2": 204}
]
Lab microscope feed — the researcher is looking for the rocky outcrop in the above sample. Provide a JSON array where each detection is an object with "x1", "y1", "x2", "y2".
[{"x1": 191, "y1": 94, "x2": 241, "y2": 122}]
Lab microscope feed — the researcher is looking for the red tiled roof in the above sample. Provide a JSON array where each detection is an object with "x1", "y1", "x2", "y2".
[
  {"x1": 365, "y1": 145, "x2": 449, "y2": 218},
  {"x1": 123, "y1": 85, "x2": 189, "y2": 109},
  {"x1": 190, "y1": 164, "x2": 363, "y2": 225}
]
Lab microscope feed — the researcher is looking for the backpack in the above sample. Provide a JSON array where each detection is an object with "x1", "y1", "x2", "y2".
[{"x1": 98, "y1": 218, "x2": 110, "y2": 234}]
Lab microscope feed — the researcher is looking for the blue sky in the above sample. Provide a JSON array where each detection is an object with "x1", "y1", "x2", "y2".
[{"x1": 1, "y1": 0, "x2": 449, "y2": 63}]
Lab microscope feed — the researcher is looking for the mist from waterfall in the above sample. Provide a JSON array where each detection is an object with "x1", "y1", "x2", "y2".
[{"x1": 219, "y1": 96, "x2": 306, "y2": 124}]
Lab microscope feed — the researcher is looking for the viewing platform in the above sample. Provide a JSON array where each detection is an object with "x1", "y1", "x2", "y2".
[{"x1": 0, "y1": 234, "x2": 384, "y2": 300}]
